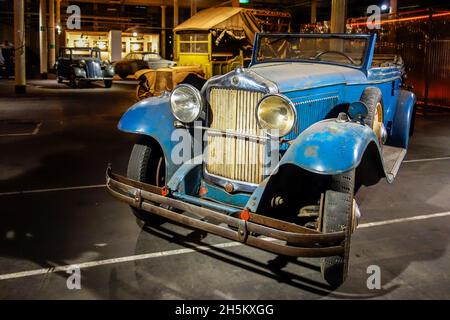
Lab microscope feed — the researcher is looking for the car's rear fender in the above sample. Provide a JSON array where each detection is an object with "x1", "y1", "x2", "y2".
[{"x1": 387, "y1": 89, "x2": 416, "y2": 148}]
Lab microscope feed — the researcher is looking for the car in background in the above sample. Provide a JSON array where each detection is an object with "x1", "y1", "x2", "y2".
[
  {"x1": 55, "y1": 47, "x2": 114, "y2": 88},
  {"x1": 0, "y1": 47, "x2": 14, "y2": 79},
  {"x1": 134, "y1": 65, "x2": 205, "y2": 101},
  {"x1": 114, "y1": 52, "x2": 176, "y2": 79}
]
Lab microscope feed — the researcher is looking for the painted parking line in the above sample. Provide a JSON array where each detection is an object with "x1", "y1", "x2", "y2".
[
  {"x1": 0, "y1": 241, "x2": 248, "y2": 281},
  {"x1": 403, "y1": 156, "x2": 450, "y2": 163},
  {"x1": 0, "y1": 210, "x2": 449, "y2": 281},
  {"x1": 0, "y1": 122, "x2": 42, "y2": 137},
  {"x1": 1, "y1": 155, "x2": 449, "y2": 197},
  {"x1": 0, "y1": 184, "x2": 106, "y2": 197},
  {"x1": 358, "y1": 211, "x2": 450, "y2": 228}
]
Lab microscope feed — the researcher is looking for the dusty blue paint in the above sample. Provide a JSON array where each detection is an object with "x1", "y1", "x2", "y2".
[
  {"x1": 167, "y1": 161, "x2": 202, "y2": 196},
  {"x1": 251, "y1": 62, "x2": 367, "y2": 93},
  {"x1": 279, "y1": 119, "x2": 380, "y2": 175},
  {"x1": 118, "y1": 96, "x2": 182, "y2": 181},
  {"x1": 389, "y1": 90, "x2": 416, "y2": 148},
  {"x1": 245, "y1": 178, "x2": 269, "y2": 212}
]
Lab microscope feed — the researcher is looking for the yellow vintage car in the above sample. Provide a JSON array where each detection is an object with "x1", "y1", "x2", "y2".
[
  {"x1": 174, "y1": 7, "x2": 291, "y2": 78},
  {"x1": 134, "y1": 7, "x2": 290, "y2": 100},
  {"x1": 134, "y1": 65, "x2": 205, "y2": 101}
]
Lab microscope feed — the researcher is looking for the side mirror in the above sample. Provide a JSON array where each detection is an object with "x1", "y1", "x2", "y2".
[{"x1": 348, "y1": 101, "x2": 369, "y2": 122}]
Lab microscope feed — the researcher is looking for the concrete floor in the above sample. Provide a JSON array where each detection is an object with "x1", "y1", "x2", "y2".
[{"x1": 0, "y1": 79, "x2": 449, "y2": 299}]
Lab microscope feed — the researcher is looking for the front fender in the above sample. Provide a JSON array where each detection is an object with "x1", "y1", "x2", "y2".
[
  {"x1": 134, "y1": 68, "x2": 152, "y2": 80},
  {"x1": 103, "y1": 66, "x2": 115, "y2": 78},
  {"x1": 118, "y1": 96, "x2": 184, "y2": 180},
  {"x1": 279, "y1": 119, "x2": 381, "y2": 175},
  {"x1": 73, "y1": 67, "x2": 86, "y2": 78}
]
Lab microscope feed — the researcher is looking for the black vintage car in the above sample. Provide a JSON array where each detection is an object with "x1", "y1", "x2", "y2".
[
  {"x1": 55, "y1": 47, "x2": 114, "y2": 88},
  {"x1": 0, "y1": 47, "x2": 14, "y2": 79},
  {"x1": 113, "y1": 52, "x2": 176, "y2": 79}
]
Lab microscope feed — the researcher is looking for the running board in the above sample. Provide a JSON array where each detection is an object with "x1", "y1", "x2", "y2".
[{"x1": 382, "y1": 146, "x2": 407, "y2": 181}]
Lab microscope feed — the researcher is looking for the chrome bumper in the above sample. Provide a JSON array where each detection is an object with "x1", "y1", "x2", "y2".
[
  {"x1": 106, "y1": 166, "x2": 345, "y2": 258},
  {"x1": 78, "y1": 77, "x2": 113, "y2": 81}
]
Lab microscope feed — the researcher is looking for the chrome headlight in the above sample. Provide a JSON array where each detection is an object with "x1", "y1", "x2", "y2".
[
  {"x1": 170, "y1": 84, "x2": 202, "y2": 123},
  {"x1": 256, "y1": 94, "x2": 297, "y2": 137},
  {"x1": 79, "y1": 59, "x2": 86, "y2": 67}
]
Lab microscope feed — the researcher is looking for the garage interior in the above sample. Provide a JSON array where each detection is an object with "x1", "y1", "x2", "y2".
[{"x1": 0, "y1": 0, "x2": 450, "y2": 299}]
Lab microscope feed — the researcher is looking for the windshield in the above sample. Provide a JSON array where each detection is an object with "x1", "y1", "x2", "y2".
[
  {"x1": 256, "y1": 35, "x2": 368, "y2": 67},
  {"x1": 126, "y1": 53, "x2": 160, "y2": 61},
  {"x1": 62, "y1": 49, "x2": 99, "y2": 59},
  {"x1": 143, "y1": 53, "x2": 161, "y2": 61}
]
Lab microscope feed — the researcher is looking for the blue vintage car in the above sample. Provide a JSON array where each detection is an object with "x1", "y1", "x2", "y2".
[{"x1": 106, "y1": 33, "x2": 415, "y2": 287}]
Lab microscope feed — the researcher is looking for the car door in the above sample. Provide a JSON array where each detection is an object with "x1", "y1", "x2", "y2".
[{"x1": 57, "y1": 49, "x2": 72, "y2": 79}]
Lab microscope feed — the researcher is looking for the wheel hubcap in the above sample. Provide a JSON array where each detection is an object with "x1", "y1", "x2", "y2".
[{"x1": 373, "y1": 102, "x2": 384, "y2": 142}]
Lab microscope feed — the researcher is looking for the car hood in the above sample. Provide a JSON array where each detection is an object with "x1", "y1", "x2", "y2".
[
  {"x1": 249, "y1": 62, "x2": 366, "y2": 93},
  {"x1": 148, "y1": 59, "x2": 175, "y2": 65}
]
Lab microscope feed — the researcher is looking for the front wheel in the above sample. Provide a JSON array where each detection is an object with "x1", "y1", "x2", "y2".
[
  {"x1": 127, "y1": 140, "x2": 166, "y2": 225},
  {"x1": 69, "y1": 77, "x2": 80, "y2": 88},
  {"x1": 135, "y1": 79, "x2": 152, "y2": 101},
  {"x1": 104, "y1": 80, "x2": 113, "y2": 88},
  {"x1": 320, "y1": 169, "x2": 355, "y2": 288}
]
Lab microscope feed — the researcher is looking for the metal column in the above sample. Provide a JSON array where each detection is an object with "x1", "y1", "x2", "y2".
[
  {"x1": 14, "y1": 0, "x2": 26, "y2": 94},
  {"x1": 48, "y1": 0, "x2": 56, "y2": 70},
  {"x1": 39, "y1": 0, "x2": 48, "y2": 78},
  {"x1": 161, "y1": 5, "x2": 166, "y2": 58},
  {"x1": 231, "y1": 0, "x2": 240, "y2": 7},
  {"x1": 330, "y1": 0, "x2": 347, "y2": 33},
  {"x1": 190, "y1": 0, "x2": 197, "y2": 17},
  {"x1": 390, "y1": 0, "x2": 398, "y2": 14},
  {"x1": 56, "y1": 0, "x2": 61, "y2": 49},
  {"x1": 311, "y1": 0, "x2": 317, "y2": 24},
  {"x1": 173, "y1": 0, "x2": 179, "y2": 28}
]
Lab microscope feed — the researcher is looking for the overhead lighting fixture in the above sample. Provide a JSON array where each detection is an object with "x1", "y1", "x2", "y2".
[
  {"x1": 132, "y1": 31, "x2": 138, "y2": 37},
  {"x1": 381, "y1": 4, "x2": 388, "y2": 11}
]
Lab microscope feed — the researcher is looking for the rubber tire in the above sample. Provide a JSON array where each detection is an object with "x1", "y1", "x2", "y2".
[
  {"x1": 360, "y1": 87, "x2": 383, "y2": 130},
  {"x1": 127, "y1": 142, "x2": 165, "y2": 225},
  {"x1": 104, "y1": 80, "x2": 113, "y2": 88},
  {"x1": 135, "y1": 79, "x2": 152, "y2": 101},
  {"x1": 70, "y1": 78, "x2": 79, "y2": 88},
  {"x1": 57, "y1": 76, "x2": 63, "y2": 83},
  {"x1": 409, "y1": 105, "x2": 416, "y2": 137},
  {"x1": 320, "y1": 169, "x2": 355, "y2": 288},
  {"x1": 320, "y1": 190, "x2": 353, "y2": 288}
]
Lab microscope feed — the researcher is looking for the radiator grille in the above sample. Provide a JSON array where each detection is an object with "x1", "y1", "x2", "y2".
[{"x1": 206, "y1": 88, "x2": 265, "y2": 184}]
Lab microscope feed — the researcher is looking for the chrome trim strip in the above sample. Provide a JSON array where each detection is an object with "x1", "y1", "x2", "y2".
[
  {"x1": 293, "y1": 95, "x2": 340, "y2": 106},
  {"x1": 193, "y1": 125, "x2": 270, "y2": 142},
  {"x1": 203, "y1": 169, "x2": 259, "y2": 194},
  {"x1": 202, "y1": 67, "x2": 279, "y2": 105}
]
